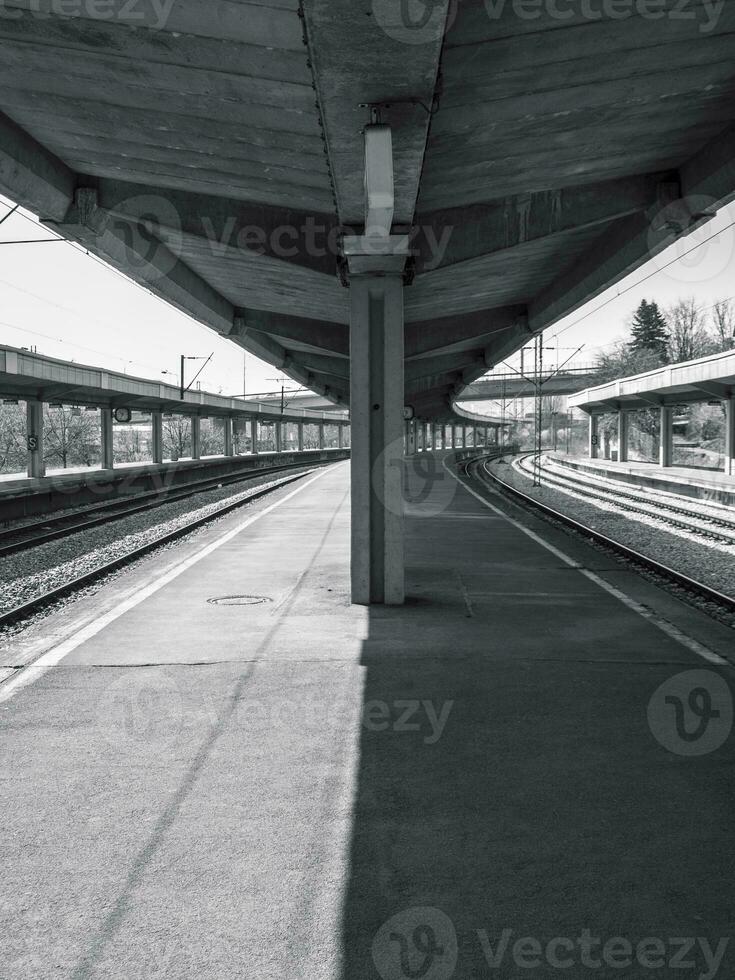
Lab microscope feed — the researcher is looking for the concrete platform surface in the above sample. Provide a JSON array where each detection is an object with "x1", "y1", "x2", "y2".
[{"x1": 1, "y1": 456, "x2": 733, "y2": 980}]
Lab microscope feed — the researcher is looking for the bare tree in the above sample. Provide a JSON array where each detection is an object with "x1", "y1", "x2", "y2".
[
  {"x1": 43, "y1": 406, "x2": 100, "y2": 469},
  {"x1": 114, "y1": 425, "x2": 149, "y2": 463},
  {"x1": 665, "y1": 298, "x2": 713, "y2": 363},
  {"x1": 0, "y1": 402, "x2": 28, "y2": 473},
  {"x1": 593, "y1": 341, "x2": 662, "y2": 382},
  {"x1": 162, "y1": 416, "x2": 191, "y2": 460},
  {"x1": 711, "y1": 298, "x2": 735, "y2": 351}
]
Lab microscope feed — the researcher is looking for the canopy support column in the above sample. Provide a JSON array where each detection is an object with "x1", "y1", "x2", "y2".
[
  {"x1": 223, "y1": 417, "x2": 233, "y2": 457},
  {"x1": 347, "y1": 257, "x2": 406, "y2": 605},
  {"x1": 724, "y1": 396, "x2": 734, "y2": 476},
  {"x1": 659, "y1": 406, "x2": 673, "y2": 467},
  {"x1": 101, "y1": 407, "x2": 114, "y2": 470},
  {"x1": 26, "y1": 400, "x2": 44, "y2": 478},
  {"x1": 617, "y1": 411, "x2": 628, "y2": 463},
  {"x1": 151, "y1": 411, "x2": 163, "y2": 463},
  {"x1": 588, "y1": 414, "x2": 599, "y2": 459},
  {"x1": 191, "y1": 416, "x2": 201, "y2": 460}
]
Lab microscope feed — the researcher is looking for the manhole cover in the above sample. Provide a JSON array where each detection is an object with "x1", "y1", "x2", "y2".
[{"x1": 207, "y1": 595, "x2": 271, "y2": 606}]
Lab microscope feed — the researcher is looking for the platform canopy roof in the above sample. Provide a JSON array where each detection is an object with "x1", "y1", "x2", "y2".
[
  {"x1": 569, "y1": 349, "x2": 735, "y2": 412},
  {"x1": 2, "y1": 1, "x2": 735, "y2": 420},
  {"x1": 0, "y1": 345, "x2": 347, "y2": 424}
]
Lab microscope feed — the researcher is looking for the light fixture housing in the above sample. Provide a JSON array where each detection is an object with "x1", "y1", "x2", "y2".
[{"x1": 364, "y1": 124, "x2": 394, "y2": 237}]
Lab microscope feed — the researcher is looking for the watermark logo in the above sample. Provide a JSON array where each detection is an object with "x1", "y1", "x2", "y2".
[
  {"x1": 646, "y1": 195, "x2": 733, "y2": 284},
  {"x1": 371, "y1": 0, "x2": 457, "y2": 45},
  {"x1": 372, "y1": 438, "x2": 458, "y2": 518},
  {"x1": 105, "y1": 193, "x2": 183, "y2": 283},
  {"x1": 96, "y1": 669, "x2": 184, "y2": 749},
  {"x1": 373, "y1": 907, "x2": 458, "y2": 980},
  {"x1": 647, "y1": 669, "x2": 732, "y2": 756}
]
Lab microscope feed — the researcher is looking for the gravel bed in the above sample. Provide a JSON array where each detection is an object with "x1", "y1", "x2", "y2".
[
  {"x1": 516, "y1": 457, "x2": 735, "y2": 545},
  {"x1": 0, "y1": 468, "x2": 314, "y2": 617},
  {"x1": 543, "y1": 457, "x2": 735, "y2": 528},
  {"x1": 486, "y1": 456, "x2": 735, "y2": 607}
]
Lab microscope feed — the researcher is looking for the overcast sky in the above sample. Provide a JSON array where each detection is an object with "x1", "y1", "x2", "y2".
[{"x1": 2, "y1": 192, "x2": 734, "y2": 400}]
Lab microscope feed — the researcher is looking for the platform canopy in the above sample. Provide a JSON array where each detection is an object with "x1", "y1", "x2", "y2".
[
  {"x1": 2, "y1": 0, "x2": 735, "y2": 420},
  {"x1": 5, "y1": 1, "x2": 735, "y2": 603},
  {"x1": 569, "y1": 349, "x2": 735, "y2": 412}
]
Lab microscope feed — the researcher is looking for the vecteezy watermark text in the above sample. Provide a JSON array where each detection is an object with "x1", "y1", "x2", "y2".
[
  {"x1": 373, "y1": 909, "x2": 730, "y2": 980},
  {"x1": 0, "y1": 0, "x2": 177, "y2": 30},
  {"x1": 373, "y1": 0, "x2": 724, "y2": 42},
  {"x1": 483, "y1": 0, "x2": 724, "y2": 32},
  {"x1": 477, "y1": 929, "x2": 729, "y2": 978},
  {"x1": 234, "y1": 697, "x2": 455, "y2": 745}
]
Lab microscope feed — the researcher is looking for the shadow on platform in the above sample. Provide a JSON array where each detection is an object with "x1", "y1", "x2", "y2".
[{"x1": 340, "y1": 459, "x2": 734, "y2": 979}]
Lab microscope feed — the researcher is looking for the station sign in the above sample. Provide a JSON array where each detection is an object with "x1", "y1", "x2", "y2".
[{"x1": 26, "y1": 434, "x2": 39, "y2": 451}]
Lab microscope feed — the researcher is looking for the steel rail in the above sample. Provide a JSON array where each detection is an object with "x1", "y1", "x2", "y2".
[
  {"x1": 462, "y1": 453, "x2": 735, "y2": 614},
  {"x1": 0, "y1": 468, "x2": 317, "y2": 628},
  {"x1": 0, "y1": 457, "x2": 339, "y2": 558}
]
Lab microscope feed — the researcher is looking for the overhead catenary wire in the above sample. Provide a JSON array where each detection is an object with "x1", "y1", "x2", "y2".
[{"x1": 546, "y1": 216, "x2": 735, "y2": 346}]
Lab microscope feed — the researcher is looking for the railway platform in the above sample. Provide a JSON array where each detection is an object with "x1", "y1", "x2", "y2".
[
  {"x1": 555, "y1": 454, "x2": 735, "y2": 507},
  {"x1": 1, "y1": 455, "x2": 733, "y2": 979}
]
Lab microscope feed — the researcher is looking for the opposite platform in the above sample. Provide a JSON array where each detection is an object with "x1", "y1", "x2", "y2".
[{"x1": 556, "y1": 453, "x2": 735, "y2": 506}]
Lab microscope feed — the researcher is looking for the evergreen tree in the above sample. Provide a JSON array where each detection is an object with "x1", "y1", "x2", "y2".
[{"x1": 628, "y1": 299, "x2": 669, "y2": 360}]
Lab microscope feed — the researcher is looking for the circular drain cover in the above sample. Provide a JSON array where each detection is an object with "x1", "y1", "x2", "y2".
[{"x1": 207, "y1": 595, "x2": 271, "y2": 606}]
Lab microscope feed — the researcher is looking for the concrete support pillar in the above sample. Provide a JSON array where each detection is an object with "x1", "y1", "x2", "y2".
[
  {"x1": 659, "y1": 405, "x2": 673, "y2": 468},
  {"x1": 338, "y1": 424, "x2": 344, "y2": 449},
  {"x1": 462, "y1": 425, "x2": 467, "y2": 448},
  {"x1": 223, "y1": 417, "x2": 233, "y2": 456},
  {"x1": 588, "y1": 414, "x2": 599, "y2": 459},
  {"x1": 151, "y1": 411, "x2": 163, "y2": 463},
  {"x1": 25, "y1": 399, "x2": 44, "y2": 478},
  {"x1": 275, "y1": 420, "x2": 283, "y2": 453},
  {"x1": 349, "y1": 270, "x2": 404, "y2": 605},
  {"x1": 407, "y1": 420, "x2": 416, "y2": 455},
  {"x1": 617, "y1": 411, "x2": 628, "y2": 463},
  {"x1": 250, "y1": 417, "x2": 259, "y2": 454},
  {"x1": 725, "y1": 397, "x2": 735, "y2": 476},
  {"x1": 101, "y1": 407, "x2": 114, "y2": 470},
  {"x1": 298, "y1": 421, "x2": 304, "y2": 452},
  {"x1": 191, "y1": 416, "x2": 201, "y2": 460},
  {"x1": 318, "y1": 422, "x2": 325, "y2": 450}
]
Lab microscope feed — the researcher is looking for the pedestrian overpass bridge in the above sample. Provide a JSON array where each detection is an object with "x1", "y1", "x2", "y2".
[
  {"x1": 460, "y1": 365, "x2": 601, "y2": 402},
  {"x1": 2, "y1": 2, "x2": 735, "y2": 601}
]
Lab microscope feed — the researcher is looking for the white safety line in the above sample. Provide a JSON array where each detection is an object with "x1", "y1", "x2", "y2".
[
  {"x1": 0, "y1": 467, "x2": 335, "y2": 705},
  {"x1": 445, "y1": 461, "x2": 730, "y2": 667}
]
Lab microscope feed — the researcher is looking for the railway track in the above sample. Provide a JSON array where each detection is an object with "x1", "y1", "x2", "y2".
[
  {"x1": 514, "y1": 453, "x2": 735, "y2": 545},
  {"x1": 0, "y1": 465, "x2": 320, "y2": 629},
  {"x1": 0, "y1": 458, "x2": 326, "y2": 558},
  {"x1": 462, "y1": 453, "x2": 735, "y2": 616}
]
